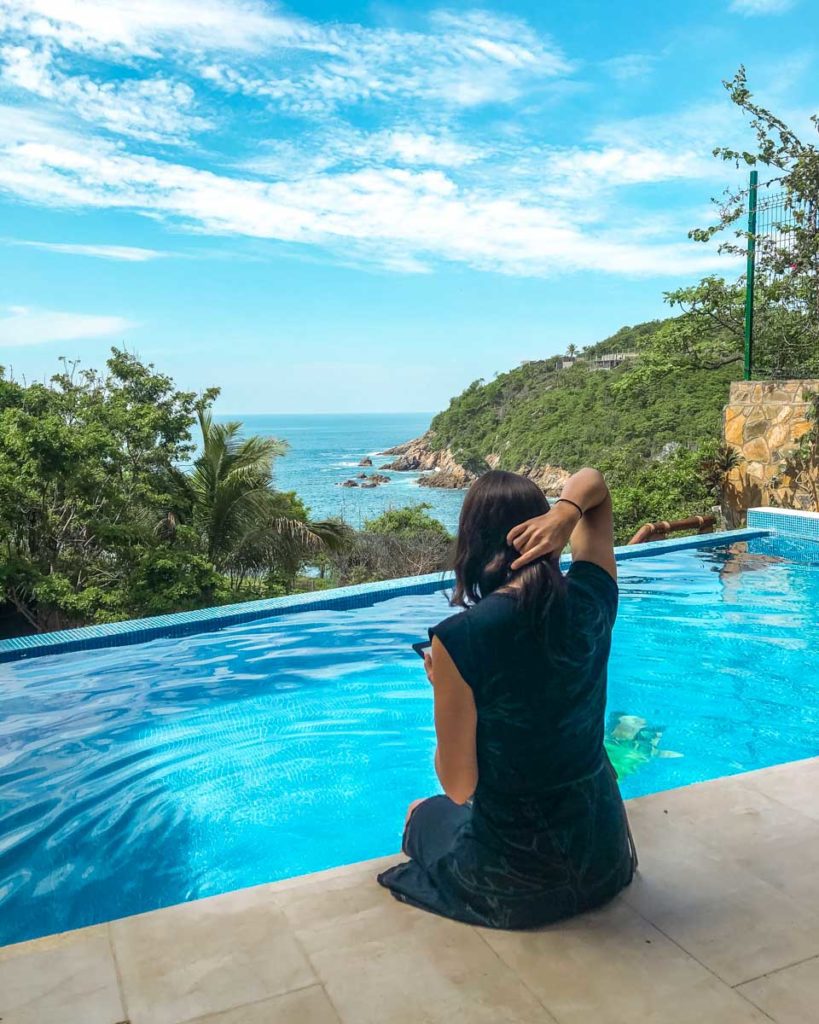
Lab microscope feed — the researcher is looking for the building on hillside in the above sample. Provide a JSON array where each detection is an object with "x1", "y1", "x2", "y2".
[{"x1": 589, "y1": 351, "x2": 638, "y2": 371}]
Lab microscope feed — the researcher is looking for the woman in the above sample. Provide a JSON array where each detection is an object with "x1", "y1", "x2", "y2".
[{"x1": 377, "y1": 467, "x2": 636, "y2": 929}]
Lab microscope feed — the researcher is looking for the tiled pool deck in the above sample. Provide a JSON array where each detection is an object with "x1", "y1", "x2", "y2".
[{"x1": 4, "y1": 756, "x2": 819, "y2": 1024}]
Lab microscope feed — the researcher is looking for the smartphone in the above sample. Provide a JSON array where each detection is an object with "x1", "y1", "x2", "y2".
[{"x1": 412, "y1": 640, "x2": 432, "y2": 659}]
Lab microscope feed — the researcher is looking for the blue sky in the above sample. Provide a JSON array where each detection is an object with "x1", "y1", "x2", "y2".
[{"x1": 0, "y1": 0, "x2": 816, "y2": 413}]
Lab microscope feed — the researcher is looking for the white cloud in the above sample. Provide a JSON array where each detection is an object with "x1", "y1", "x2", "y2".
[
  {"x1": 244, "y1": 126, "x2": 481, "y2": 178},
  {"x1": 729, "y1": 0, "x2": 795, "y2": 13},
  {"x1": 0, "y1": 7, "x2": 744, "y2": 282},
  {"x1": 198, "y1": 9, "x2": 572, "y2": 113},
  {"x1": 0, "y1": 0, "x2": 302, "y2": 57},
  {"x1": 8, "y1": 240, "x2": 168, "y2": 261},
  {"x1": 0, "y1": 306, "x2": 135, "y2": 346},
  {"x1": 0, "y1": 45, "x2": 211, "y2": 141},
  {"x1": 0, "y1": 113, "x2": 730, "y2": 278}
]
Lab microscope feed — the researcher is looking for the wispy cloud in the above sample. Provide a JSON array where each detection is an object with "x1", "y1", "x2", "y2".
[
  {"x1": 0, "y1": 305, "x2": 135, "y2": 346},
  {"x1": 0, "y1": 0, "x2": 301, "y2": 57},
  {"x1": 0, "y1": 109, "x2": 731, "y2": 277},
  {"x1": 0, "y1": 4, "x2": 748, "y2": 281},
  {"x1": 8, "y1": 239, "x2": 169, "y2": 261},
  {"x1": 0, "y1": 45, "x2": 212, "y2": 142},
  {"x1": 601, "y1": 54, "x2": 658, "y2": 82},
  {"x1": 729, "y1": 0, "x2": 796, "y2": 14},
  {"x1": 199, "y1": 8, "x2": 572, "y2": 114}
]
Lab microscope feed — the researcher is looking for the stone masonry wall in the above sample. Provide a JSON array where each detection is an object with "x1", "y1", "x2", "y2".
[{"x1": 723, "y1": 379, "x2": 819, "y2": 524}]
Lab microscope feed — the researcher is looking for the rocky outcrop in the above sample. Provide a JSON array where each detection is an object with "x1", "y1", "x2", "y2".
[
  {"x1": 358, "y1": 457, "x2": 373, "y2": 467},
  {"x1": 382, "y1": 432, "x2": 571, "y2": 496},
  {"x1": 418, "y1": 468, "x2": 474, "y2": 489},
  {"x1": 339, "y1": 479, "x2": 359, "y2": 488},
  {"x1": 522, "y1": 464, "x2": 572, "y2": 497},
  {"x1": 379, "y1": 434, "x2": 473, "y2": 477}
]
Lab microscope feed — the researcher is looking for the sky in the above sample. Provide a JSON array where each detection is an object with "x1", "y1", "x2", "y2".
[{"x1": 0, "y1": 0, "x2": 816, "y2": 413}]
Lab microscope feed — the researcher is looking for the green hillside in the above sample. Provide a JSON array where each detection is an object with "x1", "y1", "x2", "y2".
[{"x1": 427, "y1": 320, "x2": 741, "y2": 541}]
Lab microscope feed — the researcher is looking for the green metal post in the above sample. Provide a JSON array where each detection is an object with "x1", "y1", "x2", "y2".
[{"x1": 743, "y1": 170, "x2": 758, "y2": 381}]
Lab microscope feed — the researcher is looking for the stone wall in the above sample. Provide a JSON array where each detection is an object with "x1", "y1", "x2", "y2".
[{"x1": 723, "y1": 379, "x2": 819, "y2": 524}]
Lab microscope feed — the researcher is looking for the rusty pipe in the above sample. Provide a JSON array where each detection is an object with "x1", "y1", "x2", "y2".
[{"x1": 628, "y1": 514, "x2": 716, "y2": 546}]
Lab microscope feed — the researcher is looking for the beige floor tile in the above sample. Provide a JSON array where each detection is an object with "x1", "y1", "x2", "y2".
[
  {"x1": 277, "y1": 869, "x2": 557, "y2": 1024},
  {"x1": 482, "y1": 899, "x2": 770, "y2": 1024},
  {"x1": 630, "y1": 775, "x2": 819, "y2": 903},
  {"x1": 737, "y1": 956, "x2": 819, "y2": 1024},
  {"x1": 0, "y1": 924, "x2": 124, "y2": 1024},
  {"x1": 743, "y1": 757, "x2": 819, "y2": 823},
  {"x1": 623, "y1": 805, "x2": 819, "y2": 986},
  {"x1": 268, "y1": 856, "x2": 397, "y2": 896},
  {"x1": 185, "y1": 984, "x2": 341, "y2": 1024},
  {"x1": 111, "y1": 885, "x2": 316, "y2": 1024}
]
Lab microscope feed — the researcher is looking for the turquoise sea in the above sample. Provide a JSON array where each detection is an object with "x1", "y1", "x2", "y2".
[{"x1": 219, "y1": 412, "x2": 466, "y2": 533}]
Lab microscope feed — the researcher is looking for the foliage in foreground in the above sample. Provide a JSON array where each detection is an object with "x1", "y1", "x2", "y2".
[
  {"x1": 320, "y1": 503, "x2": 453, "y2": 586},
  {"x1": 0, "y1": 351, "x2": 346, "y2": 633}
]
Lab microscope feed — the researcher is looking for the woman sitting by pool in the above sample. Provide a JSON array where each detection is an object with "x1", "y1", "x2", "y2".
[{"x1": 378, "y1": 467, "x2": 637, "y2": 929}]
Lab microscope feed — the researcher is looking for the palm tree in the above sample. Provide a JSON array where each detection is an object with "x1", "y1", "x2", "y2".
[
  {"x1": 174, "y1": 407, "x2": 348, "y2": 588},
  {"x1": 565, "y1": 344, "x2": 578, "y2": 358}
]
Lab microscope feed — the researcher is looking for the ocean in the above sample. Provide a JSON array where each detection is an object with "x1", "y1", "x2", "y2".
[{"x1": 218, "y1": 412, "x2": 466, "y2": 533}]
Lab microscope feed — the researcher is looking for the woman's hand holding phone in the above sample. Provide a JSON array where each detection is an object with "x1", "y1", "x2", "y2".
[{"x1": 423, "y1": 648, "x2": 434, "y2": 685}]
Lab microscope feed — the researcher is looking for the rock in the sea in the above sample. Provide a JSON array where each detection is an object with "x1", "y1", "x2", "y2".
[
  {"x1": 357, "y1": 473, "x2": 368, "y2": 479},
  {"x1": 369, "y1": 473, "x2": 390, "y2": 484},
  {"x1": 360, "y1": 482, "x2": 377, "y2": 489},
  {"x1": 358, "y1": 457, "x2": 373, "y2": 467},
  {"x1": 340, "y1": 479, "x2": 359, "y2": 488}
]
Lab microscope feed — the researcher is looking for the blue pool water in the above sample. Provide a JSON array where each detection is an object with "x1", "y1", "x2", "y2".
[{"x1": 1, "y1": 539, "x2": 818, "y2": 946}]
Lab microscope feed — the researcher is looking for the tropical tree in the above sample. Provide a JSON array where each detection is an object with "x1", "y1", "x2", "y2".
[
  {"x1": 620, "y1": 67, "x2": 819, "y2": 388},
  {"x1": 180, "y1": 407, "x2": 349, "y2": 592},
  {"x1": 0, "y1": 350, "x2": 350, "y2": 634},
  {"x1": 0, "y1": 350, "x2": 207, "y2": 631}
]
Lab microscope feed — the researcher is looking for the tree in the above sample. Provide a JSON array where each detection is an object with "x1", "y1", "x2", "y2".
[
  {"x1": 180, "y1": 407, "x2": 349, "y2": 593},
  {"x1": 363, "y1": 503, "x2": 450, "y2": 540},
  {"x1": 325, "y1": 504, "x2": 453, "y2": 585},
  {"x1": 0, "y1": 350, "x2": 204, "y2": 630},
  {"x1": 621, "y1": 67, "x2": 819, "y2": 387},
  {"x1": 0, "y1": 350, "x2": 351, "y2": 633},
  {"x1": 608, "y1": 447, "x2": 716, "y2": 545}
]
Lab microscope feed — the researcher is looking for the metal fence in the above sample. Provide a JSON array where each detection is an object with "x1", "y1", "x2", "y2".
[{"x1": 744, "y1": 170, "x2": 819, "y2": 380}]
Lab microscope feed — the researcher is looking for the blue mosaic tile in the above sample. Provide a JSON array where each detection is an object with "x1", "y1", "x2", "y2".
[
  {"x1": 748, "y1": 507, "x2": 819, "y2": 541},
  {"x1": 0, "y1": 528, "x2": 772, "y2": 665}
]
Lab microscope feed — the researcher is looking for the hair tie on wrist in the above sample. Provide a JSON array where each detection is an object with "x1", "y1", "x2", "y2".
[{"x1": 556, "y1": 497, "x2": 584, "y2": 518}]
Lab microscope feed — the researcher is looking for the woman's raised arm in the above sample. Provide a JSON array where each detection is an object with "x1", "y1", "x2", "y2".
[{"x1": 507, "y1": 468, "x2": 616, "y2": 580}]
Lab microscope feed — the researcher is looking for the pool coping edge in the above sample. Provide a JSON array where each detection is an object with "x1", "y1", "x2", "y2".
[{"x1": 0, "y1": 527, "x2": 771, "y2": 663}]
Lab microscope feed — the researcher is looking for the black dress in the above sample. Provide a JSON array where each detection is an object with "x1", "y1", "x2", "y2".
[{"x1": 377, "y1": 560, "x2": 636, "y2": 930}]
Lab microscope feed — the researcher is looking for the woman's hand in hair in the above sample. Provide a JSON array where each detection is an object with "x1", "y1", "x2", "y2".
[{"x1": 507, "y1": 501, "x2": 581, "y2": 571}]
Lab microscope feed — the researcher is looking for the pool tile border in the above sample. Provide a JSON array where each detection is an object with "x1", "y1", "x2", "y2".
[
  {"x1": 0, "y1": 527, "x2": 770, "y2": 664},
  {"x1": 748, "y1": 506, "x2": 819, "y2": 540}
]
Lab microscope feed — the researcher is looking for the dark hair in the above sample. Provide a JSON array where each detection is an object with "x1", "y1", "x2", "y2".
[{"x1": 451, "y1": 470, "x2": 564, "y2": 632}]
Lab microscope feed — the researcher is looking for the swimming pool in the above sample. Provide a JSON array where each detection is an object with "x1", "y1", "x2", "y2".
[{"x1": 1, "y1": 533, "x2": 818, "y2": 946}]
